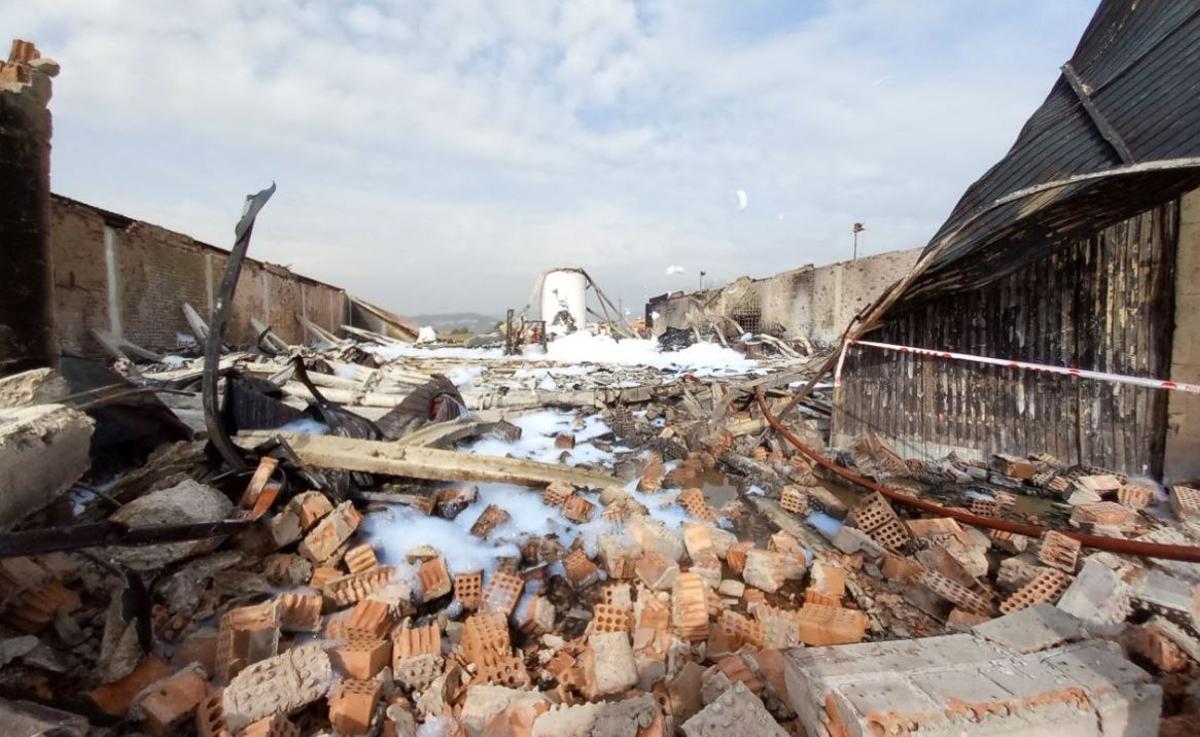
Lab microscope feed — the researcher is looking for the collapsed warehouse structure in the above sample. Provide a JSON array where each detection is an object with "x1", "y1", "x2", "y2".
[
  {"x1": 830, "y1": 1, "x2": 1200, "y2": 483},
  {"x1": 1, "y1": 2, "x2": 1200, "y2": 737}
]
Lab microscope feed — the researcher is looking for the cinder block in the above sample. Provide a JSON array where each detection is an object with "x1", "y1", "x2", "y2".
[{"x1": 222, "y1": 643, "x2": 334, "y2": 733}]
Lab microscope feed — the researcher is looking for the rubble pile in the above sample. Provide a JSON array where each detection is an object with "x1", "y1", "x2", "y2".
[{"x1": 0, "y1": 331, "x2": 1197, "y2": 737}]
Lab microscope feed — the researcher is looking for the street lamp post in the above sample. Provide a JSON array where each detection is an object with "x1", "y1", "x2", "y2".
[{"x1": 852, "y1": 222, "x2": 865, "y2": 260}]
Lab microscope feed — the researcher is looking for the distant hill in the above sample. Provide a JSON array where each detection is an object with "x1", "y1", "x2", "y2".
[{"x1": 410, "y1": 312, "x2": 502, "y2": 334}]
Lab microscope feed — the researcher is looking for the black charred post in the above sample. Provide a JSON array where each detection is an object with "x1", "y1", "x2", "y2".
[{"x1": 0, "y1": 40, "x2": 58, "y2": 376}]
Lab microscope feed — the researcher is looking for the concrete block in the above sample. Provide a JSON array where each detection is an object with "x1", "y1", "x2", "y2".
[
  {"x1": 1056, "y1": 561, "x2": 1131, "y2": 636},
  {"x1": 742, "y1": 549, "x2": 804, "y2": 593},
  {"x1": 0, "y1": 404, "x2": 92, "y2": 530},
  {"x1": 831, "y1": 526, "x2": 885, "y2": 559},
  {"x1": 586, "y1": 631, "x2": 638, "y2": 697},
  {"x1": 974, "y1": 603, "x2": 1086, "y2": 653}
]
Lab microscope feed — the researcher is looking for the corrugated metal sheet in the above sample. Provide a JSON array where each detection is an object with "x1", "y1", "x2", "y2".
[
  {"x1": 835, "y1": 200, "x2": 1178, "y2": 476},
  {"x1": 894, "y1": 0, "x2": 1200, "y2": 310}
]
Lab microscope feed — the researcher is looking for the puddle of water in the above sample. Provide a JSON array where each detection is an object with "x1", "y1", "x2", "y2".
[{"x1": 694, "y1": 468, "x2": 738, "y2": 507}]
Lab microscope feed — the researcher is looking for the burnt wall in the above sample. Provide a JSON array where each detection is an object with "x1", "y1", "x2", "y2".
[
  {"x1": 833, "y1": 200, "x2": 1179, "y2": 478},
  {"x1": 0, "y1": 42, "x2": 57, "y2": 374},
  {"x1": 49, "y1": 195, "x2": 348, "y2": 357}
]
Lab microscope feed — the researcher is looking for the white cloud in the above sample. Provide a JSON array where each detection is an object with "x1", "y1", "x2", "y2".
[
  {"x1": 3, "y1": 0, "x2": 1098, "y2": 314},
  {"x1": 665, "y1": 265, "x2": 686, "y2": 275}
]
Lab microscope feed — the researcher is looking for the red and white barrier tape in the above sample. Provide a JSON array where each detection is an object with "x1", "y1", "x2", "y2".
[{"x1": 841, "y1": 338, "x2": 1200, "y2": 395}]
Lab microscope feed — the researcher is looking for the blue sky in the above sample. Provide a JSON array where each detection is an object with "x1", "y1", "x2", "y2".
[{"x1": 6, "y1": 0, "x2": 1098, "y2": 316}]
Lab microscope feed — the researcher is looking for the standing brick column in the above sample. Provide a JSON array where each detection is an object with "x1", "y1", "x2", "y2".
[{"x1": 0, "y1": 40, "x2": 59, "y2": 376}]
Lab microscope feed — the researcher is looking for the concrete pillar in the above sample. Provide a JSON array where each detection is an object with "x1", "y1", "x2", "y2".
[
  {"x1": 1164, "y1": 188, "x2": 1200, "y2": 483},
  {"x1": 0, "y1": 40, "x2": 59, "y2": 376}
]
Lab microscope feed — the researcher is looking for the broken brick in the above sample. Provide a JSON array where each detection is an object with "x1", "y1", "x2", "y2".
[
  {"x1": 276, "y1": 592, "x2": 322, "y2": 634},
  {"x1": 1038, "y1": 530, "x2": 1081, "y2": 572},
  {"x1": 215, "y1": 600, "x2": 280, "y2": 682},
  {"x1": 563, "y1": 549, "x2": 601, "y2": 588},
  {"x1": 453, "y1": 570, "x2": 484, "y2": 610},
  {"x1": 337, "y1": 599, "x2": 393, "y2": 640},
  {"x1": 1071, "y1": 501, "x2": 1134, "y2": 527},
  {"x1": 518, "y1": 595, "x2": 555, "y2": 635},
  {"x1": 137, "y1": 667, "x2": 208, "y2": 736},
  {"x1": 461, "y1": 612, "x2": 509, "y2": 665},
  {"x1": 392, "y1": 622, "x2": 441, "y2": 661},
  {"x1": 543, "y1": 481, "x2": 574, "y2": 507},
  {"x1": 916, "y1": 569, "x2": 993, "y2": 616},
  {"x1": 297, "y1": 500, "x2": 362, "y2": 564},
  {"x1": 91, "y1": 657, "x2": 174, "y2": 716},
  {"x1": 222, "y1": 643, "x2": 333, "y2": 733},
  {"x1": 561, "y1": 494, "x2": 596, "y2": 523},
  {"x1": 333, "y1": 638, "x2": 391, "y2": 680},
  {"x1": 779, "y1": 486, "x2": 810, "y2": 515},
  {"x1": 329, "y1": 678, "x2": 382, "y2": 736},
  {"x1": 725, "y1": 542, "x2": 753, "y2": 574},
  {"x1": 635, "y1": 552, "x2": 680, "y2": 591},
  {"x1": 1116, "y1": 483, "x2": 1153, "y2": 510},
  {"x1": 470, "y1": 504, "x2": 512, "y2": 538},
  {"x1": 794, "y1": 603, "x2": 868, "y2": 646},
  {"x1": 343, "y1": 544, "x2": 379, "y2": 574},
  {"x1": 671, "y1": 572, "x2": 709, "y2": 643},
  {"x1": 482, "y1": 571, "x2": 525, "y2": 616},
  {"x1": 418, "y1": 556, "x2": 452, "y2": 601},
  {"x1": 591, "y1": 603, "x2": 633, "y2": 634},
  {"x1": 323, "y1": 566, "x2": 395, "y2": 608}
]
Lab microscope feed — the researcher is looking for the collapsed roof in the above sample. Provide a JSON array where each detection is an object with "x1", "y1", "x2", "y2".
[{"x1": 891, "y1": 0, "x2": 1200, "y2": 311}]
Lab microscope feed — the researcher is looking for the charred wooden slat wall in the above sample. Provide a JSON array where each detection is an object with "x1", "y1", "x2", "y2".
[{"x1": 834, "y1": 199, "x2": 1179, "y2": 478}]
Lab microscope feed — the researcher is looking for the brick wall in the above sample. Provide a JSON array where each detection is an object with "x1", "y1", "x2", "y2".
[{"x1": 49, "y1": 194, "x2": 349, "y2": 357}]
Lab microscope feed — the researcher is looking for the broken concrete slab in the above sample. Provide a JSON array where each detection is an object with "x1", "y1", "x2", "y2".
[
  {"x1": 971, "y1": 603, "x2": 1086, "y2": 653},
  {"x1": 682, "y1": 681, "x2": 787, "y2": 737},
  {"x1": 0, "y1": 698, "x2": 89, "y2": 737},
  {"x1": 104, "y1": 479, "x2": 234, "y2": 570},
  {"x1": 0, "y1": 404, "x2": 93, "y2": 530}
]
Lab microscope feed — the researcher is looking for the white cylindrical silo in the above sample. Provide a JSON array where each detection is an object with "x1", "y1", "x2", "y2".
[{"x1": 541, "y1": 268, "x2": 587, "y2": 338}]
